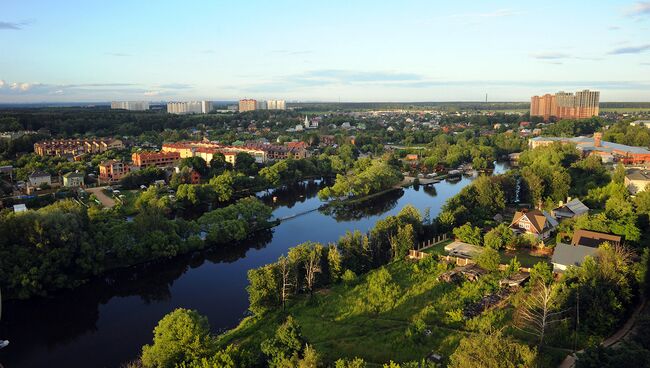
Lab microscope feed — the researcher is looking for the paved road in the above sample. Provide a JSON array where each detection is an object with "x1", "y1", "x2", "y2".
[{"x1": 86, "y1": 187, "x2": 116, "y2": 208}]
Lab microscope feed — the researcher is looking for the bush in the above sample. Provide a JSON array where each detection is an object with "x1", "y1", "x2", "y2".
[
  {"x1": 141, "y1": 308, "x2": 215, "y2": 368},
  {"x1": 342, "y1": 269, "x2": 357, "y2": 285},
  {"x1": 476, "y1": 248, "x2": 500, "y2": 271}
]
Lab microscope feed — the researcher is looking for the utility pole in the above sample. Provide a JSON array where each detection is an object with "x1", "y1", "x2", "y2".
[{"x1": 574, "y1": 288, "x2": 580, "y2": 352}]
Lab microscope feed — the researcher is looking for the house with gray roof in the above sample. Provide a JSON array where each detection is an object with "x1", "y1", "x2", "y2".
[
  {"x1": 28, "y1": 170, "x2": 51, "y2": 187},
  {"x1": 551, "y1": 242, "x2": 599, "y2": 273},
  {"x1": 552, "y1": 198, "x2": 589, "y2": 220}
]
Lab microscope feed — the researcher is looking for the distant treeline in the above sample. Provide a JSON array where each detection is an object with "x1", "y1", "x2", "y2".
[
  {"x1": 289, "y1": 102, "x2": 531, "y2": 112},
  {"x1": 290, "y1": 101, "x2": 650, "y2": 112}
]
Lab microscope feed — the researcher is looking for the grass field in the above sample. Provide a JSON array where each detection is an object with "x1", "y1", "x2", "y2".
[
  {"x1": 499, "y1": 248, "x2": 549, "y2": 268},
  {"x1": 218, "y1": 256, "x2": 566, "y2": 367}
]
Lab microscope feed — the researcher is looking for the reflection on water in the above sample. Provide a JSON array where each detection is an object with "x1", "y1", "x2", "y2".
[
  {"x1": 0, "y1": 162, "x2": 509, "y2": 368},
  {"x1": 319, "y1": 189, "x2": 403, "y2": 222}
]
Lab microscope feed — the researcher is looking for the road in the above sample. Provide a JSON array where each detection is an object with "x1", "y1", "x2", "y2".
[
  {"x1": 86, "y1": 187, "x2": 116, "y2": 208},
  {"x1": 558, "y1": 297, "x2": 647, "y2": 368}
]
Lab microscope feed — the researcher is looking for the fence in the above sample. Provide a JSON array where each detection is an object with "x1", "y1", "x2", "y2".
[
  {"x1": 408, "y1": 249, "x2": 429, "y2": 260},
  {"x1": 439, "y1": 255, "x2": 474, "y2": 266},
  {"x1": 415, "y1": 233, "x2": 449, "y2": 251}
]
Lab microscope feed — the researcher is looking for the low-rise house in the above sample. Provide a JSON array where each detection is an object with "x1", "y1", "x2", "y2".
[
  {"x1": 99, "y1": 160, "x2": 130, "y2": 183},
  {"x1": 552, "y1": 198, "x2": 589, "y2": 219},
  {"x1": 28, "y1": 171, "x2": 51, "y2": 187},
  {"x1": 510, "y1": 209, "x2": 558, "y2": 240},
  {"x1": 625, "y1": 169, "x2": 650, "y2": 194},
  {"x1": 132, "y1": 151, "x2": 181, "y2": 168},
  {"x1": 571, "y1": 229, "x2": 621, "y2": 248},
  {"x1": 551, "y1": 242, "x2": 598, "y2": 273},
  {"x1": 62, "y1": 171, "x2": 85, "y2": 187}
]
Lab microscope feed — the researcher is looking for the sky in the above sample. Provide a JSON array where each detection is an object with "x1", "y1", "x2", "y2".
[{"x1": 1, "y1": 0, "x2": 650, "y2": 103}]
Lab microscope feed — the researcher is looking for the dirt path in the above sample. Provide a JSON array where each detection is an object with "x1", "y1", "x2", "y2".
[
  {"x1": 558, "y1": 297, "x2": 646, "y2": 368},
  {"x1": 86, "y1": 187, "x2": 116, "y2": 208}
]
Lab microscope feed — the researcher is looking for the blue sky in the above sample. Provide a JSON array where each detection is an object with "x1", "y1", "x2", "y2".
[{"x1": 1, "y1": 0, "x2": 649, "y2": 102}]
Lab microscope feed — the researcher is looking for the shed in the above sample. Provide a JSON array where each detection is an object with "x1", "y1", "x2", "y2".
[
  {"x1": 13, "y1": 204, "x2": 27, "y2": 213},
  {"x1": 444, "y1": 241, "x2": 484, "y2": 259}
]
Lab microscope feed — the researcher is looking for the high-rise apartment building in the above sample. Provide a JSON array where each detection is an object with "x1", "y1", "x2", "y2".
[
  {"x1": 201, "y1": 101, "x2": 213, "y2": 114},
  {"x1": 530, "y1": 90, "x2": 599, "y2": 121},
  {"x1": 167, "y1": 101, "x2": 212, "y2": 114},
  {"x1": 256, "y1": 100, "x2": 268, "y2": 110},
  {"x1": 239, "y1": 99, "x2": 257, "y2": 112},
  {"x1": 111, "y1": 101, "x2": 150, "y2": 111},
  {"x1": 266, "y1": 99, "x2": 286, "y2": 110}
]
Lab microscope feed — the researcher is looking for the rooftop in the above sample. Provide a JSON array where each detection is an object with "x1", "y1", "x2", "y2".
[
  {"x1": 531, "y1": 136, "x2": 650, "y2": 155},
  {"x1": 551, "y1": 242, "x2": 598, "y2": 270},
  {"x1": 571, "y1": 229, "x2": 621, "y2": 248},
  {"x1": 626, "y1": 168, "x2": 650, "y2": 181}
]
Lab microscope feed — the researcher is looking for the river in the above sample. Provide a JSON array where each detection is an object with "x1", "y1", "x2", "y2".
[{"x1": 0, "y1": 162, "x2": 509, "y2": 368}]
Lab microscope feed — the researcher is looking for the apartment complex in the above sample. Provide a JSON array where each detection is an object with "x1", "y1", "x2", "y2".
[
  {"x1": 267, "y1": 99, "x2": 286, "y2": 110},
  {"x1": 238, "y1": 99, "x2": 286, "y2": 112},
  {"x1": 131, "y1": 151, "x2": 181, "y2": 168},
  {"x1": 99, "y1": 160, "x2": 130, "y2": 183},
  {"x1": 110, "y1": 101, "x2": 150, "y2": 111},
  {"x1": 239, "y1": 99, "x2": 257, "y2": 112},
  {"x1": 530, "y1": 90, "x2": 599, "y2": 121},
  {"x1": 162, "y1": 141, "x2": 268, "y2": 164},
  {"x1": 34, "y1": 138, "x2": 124, "y2": 157},
  {"x1": 167, "y1": 101, "x2": 212, "y2": 114}
]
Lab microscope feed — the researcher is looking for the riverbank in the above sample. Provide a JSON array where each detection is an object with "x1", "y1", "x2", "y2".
[{"x1": 0, "y1": 163, "x2": 510, "y2": 368}]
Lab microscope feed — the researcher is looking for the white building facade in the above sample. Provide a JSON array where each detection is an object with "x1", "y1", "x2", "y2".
[
  {"x1": 111, "y1": 101, "x2": 150, "y2": 111},
  {"x1": 167, "y1": 101, "x2": 212, "y2": 114},
  {"x1": 266, "y1": 99, "x2": 286, "y2": 110}
]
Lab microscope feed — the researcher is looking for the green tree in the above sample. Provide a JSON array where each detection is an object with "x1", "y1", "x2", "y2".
[
  {"x1": 529, "y1": 261, "x2": 553, "y2": 286},
  {"x1": 261, "y1": 316, "x2": 305, "y2": 368},
  {"x1": 247, "y1": 263, "x2": 280, "y2": 315},
  {"x1": 141, "y1": 308, "x2": 215, "y2": 368},
  {"x1": 209, "y1": 170, "x2": 236, "y2": 202},
  {"x1": 335, "y1": 358, "x2": 367, "y2": 368},
  {"x1": 484, "y1": 223, "x2": 513, "y2": 250},
  {"x1": 363, "y1": 267, "x2": 401, "y2": 315},
  {"x1": 448, "y1": 330, "x2": 537, "y2": 368},
  {"x1": 453, "y1": 223, "x2": 482, "y2": 246},
  {"x1": 327, "y1": 244, "x2": 343, "y2": 283},
  {"x1": 234, "y1": 152, "x2": 256, "y2": 174},
  {"x1": 476, "y1": 247, "x2": 500, "y2": 271},
  {"x1": 390, "y1": 224, "x2": 415, "y2": 260}
]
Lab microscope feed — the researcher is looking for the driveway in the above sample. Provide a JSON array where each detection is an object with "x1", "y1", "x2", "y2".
[{"x1": 86, "y1": 187, "x2": 116, "y2": 208}]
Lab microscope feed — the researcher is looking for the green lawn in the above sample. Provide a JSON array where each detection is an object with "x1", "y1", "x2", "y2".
[
  {"x1": 421, "y1": 239, "x2": 452, "y2": 256},
  {"x1": 218, "y1": 258, "x2": 564, "y2": 367},
  {"x1": 499, "y1": 249, "x2": 550, "y2": 268}
]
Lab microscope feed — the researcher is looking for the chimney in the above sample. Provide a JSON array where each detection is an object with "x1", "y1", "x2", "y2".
[{"x1": 594, "y1": 132, "x2": 602, "y2": 147}]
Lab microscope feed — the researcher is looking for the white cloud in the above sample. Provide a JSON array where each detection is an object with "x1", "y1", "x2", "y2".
[
  {"x1": 0, "y1": 80, "x2": 5, "y2": 88},
  {"x1": 627, "y1": 2, "x2": 650, "y2": 17},
  {"x1": 144, "y1": 90, "x2": 160, "y2": 96}
]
